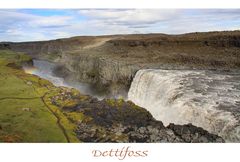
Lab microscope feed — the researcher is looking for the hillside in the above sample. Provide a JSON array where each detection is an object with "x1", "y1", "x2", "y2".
[
  {"x1": 0, "y1": 50, "x2": 224, "y2": 142},
  {"x1": 1, "y1": 31, "x2": 240, "y2": 96}
]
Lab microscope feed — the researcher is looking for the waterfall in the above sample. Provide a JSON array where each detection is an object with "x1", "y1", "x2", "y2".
[{"x1": 128, "y1": 69, "x2": 240, "y2": 142}]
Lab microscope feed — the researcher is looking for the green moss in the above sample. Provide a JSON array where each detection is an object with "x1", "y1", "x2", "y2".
[
  {"x1": 0, "y1": 50, "x2": 135, "y2": 143},
  {"x1": 16, "y1": 54, "x2": 32, "y2": 63},
  {"x1": 117, "y1": 98, "x2": 125, "y2": 107},
  {"x1": 0, "y1": 99, "x2": 67, "y2": 142},
  {"x1": 78, "y1": 95, "x2": 90, "y2": 101},
  {"x1": 63, "y1": 112, "x2": 92, "y2": 124},
  {"x1": 106, "y1": 99, "x2": 116, "y2": 107},
  {"x1": 106, "y1": 98, "x2": 125, "y2": 108},
  {"x1": 44, "y1": 97, "x2": 79, "y2": 143},
  {"x1": 0, "y1": 50, "x2": 32, "y2": 66},
  {"x1": 0, "y1": 50, "x2": 79, "y2": 142}
]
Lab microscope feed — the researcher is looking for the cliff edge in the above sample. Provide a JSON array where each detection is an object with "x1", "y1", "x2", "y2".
[{"x1": 1, "y1": 31, "x2": 240, "y2": 96}]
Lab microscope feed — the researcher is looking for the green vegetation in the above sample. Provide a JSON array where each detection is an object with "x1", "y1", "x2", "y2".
[
  {"x1": 0, "y1": 50, "x2": 148, "y2": 143},
  {"x1": 63, "y1": 112, "x2": 92, "y2": 124},
  {"x1": 106, "y1": 98, "x2": 125, "y2": 107},
  {"x1": 0, "y1": 50, "x2": 32, "y2": 66},
  {"x1": 0, "y1": 50, "x2": 78, "y2": 142}
]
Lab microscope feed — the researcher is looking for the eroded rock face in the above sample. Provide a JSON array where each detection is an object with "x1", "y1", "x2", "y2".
[
  {"x1": 167, "y1": 123, "x2": 224, "y2": 143},
  {"x1": 0, "y1": 50, "x2": 225, "y2": 143},
  {"x1": 2, "y1": 31, "x2": 240, "y2": 96},
  {"x1": 55, "y1": 92, "x2": 224, "y2": 143},
  {"x1": 55, "y1": 54, "x2": 138, "y2": 97},
  {"x1": 74, "y1": 118, "x2": 224, "y2": 143},
  {"x1": 74, "y1": 114, "x2": 224, "y2": 143}
]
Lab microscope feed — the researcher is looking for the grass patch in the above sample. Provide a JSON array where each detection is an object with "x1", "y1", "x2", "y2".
[
  {"x1": 0, "y1": 99, "x2": 67, "y2": 142},
  {"x1": 0, "y1": 50, "x2": 79, "y2": 142}
]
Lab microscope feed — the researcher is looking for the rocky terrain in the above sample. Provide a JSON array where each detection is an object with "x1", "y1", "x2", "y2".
[
  {"x1": 0, "y1": 50, "x2": 224, "y2": 142},
  {"x1": 39, "y1": 78, "x2": 225, "y2": 143},
  {"x1": 1, "y1": 31, "x2": 240, "y2": 97}
]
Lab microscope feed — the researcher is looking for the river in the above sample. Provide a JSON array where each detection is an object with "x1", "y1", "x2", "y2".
[
  {"x1": 128, "y1": 69, "x2": 240, "y2": 142},
  {"x1": 23, "y1": 60, "x2": 240, "y2": 142},
  {"x1": 23, "y1": 59, "x2": 99, "y2": 98}
]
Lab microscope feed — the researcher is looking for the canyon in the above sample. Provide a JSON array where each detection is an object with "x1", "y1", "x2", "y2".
[
  {"x1": 2, "y1": 31, "x2": 240, "y2": 97},
  {"x1": 1, "y1": 31, "x2": 240, "y2": 142}
]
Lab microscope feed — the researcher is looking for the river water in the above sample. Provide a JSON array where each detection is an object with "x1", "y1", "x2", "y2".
[
  {"x1": 128, "y1": 69, "x2": 240, "y2": 142},
  {"x1": 23, "y1": 60, "x2": 96, "y2": 97},
  {"x1": 23, "y1": 60, "x2": 240, "y2": 142}
]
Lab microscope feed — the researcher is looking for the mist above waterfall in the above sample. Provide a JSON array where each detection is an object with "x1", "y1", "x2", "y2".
[
  {"x1": 23, "y1": 60, "x2": 240, "y2": 141},
  {"x1": 128, "y1": 69, "x2": 240, "y2": 142},
  {"x1": 23, "y1": 60, "x2": 104, "y2": 99}
]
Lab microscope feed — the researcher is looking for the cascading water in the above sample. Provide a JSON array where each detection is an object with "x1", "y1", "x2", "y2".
[{"x1": 128, "y1": 69, "x2": 240, "y2": 142}]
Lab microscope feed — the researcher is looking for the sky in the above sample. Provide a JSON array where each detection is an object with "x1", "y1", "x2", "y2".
[{"x1": 0, "y1": 9, "x2": 240, "y2": 42}]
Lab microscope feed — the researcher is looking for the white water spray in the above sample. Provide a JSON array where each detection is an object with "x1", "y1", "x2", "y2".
[
  {"x1": 128, "y1": 69, "x2": 240, "y2": 142},
  {"x1": 23, "y1": 60, "x2": 99, "y2": 98}
]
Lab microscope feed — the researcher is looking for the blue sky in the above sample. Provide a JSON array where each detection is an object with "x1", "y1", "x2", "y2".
[{"x1": 0, "y1": 9, "x2": 240, "y2": 42}]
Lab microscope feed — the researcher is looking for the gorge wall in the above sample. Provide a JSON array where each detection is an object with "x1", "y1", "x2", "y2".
[{"x1": 1, "y1": 31, "x2": 240, "y2": 96}]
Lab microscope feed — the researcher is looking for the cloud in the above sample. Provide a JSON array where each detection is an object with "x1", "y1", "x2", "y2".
[
  {"x1": 29, "y1": 16, "x2": 73, "y2": 28},
  {"x1": 0, "y1": 9, "x2": 239, "y2": 42},
  {"x1": 78, "y1": 9, "x2": 180, "y2": 27},
  {"x1": 0, "y1": 10, "x2": 74, "y2": 41},
  {"x1": 76, "y1": 9, "x2": 240, "y2": 35}
]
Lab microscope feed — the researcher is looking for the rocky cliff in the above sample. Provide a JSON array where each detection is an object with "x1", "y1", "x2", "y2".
[
  {"x1": 53, "y1": 91, "x2": 224, "y2": 143},
  {"x1": 0, "y1": 49, "x2": 224, "y2": 143},
  {"x1": 1, "y1": 31, "x2": 240, "y2": 96}
]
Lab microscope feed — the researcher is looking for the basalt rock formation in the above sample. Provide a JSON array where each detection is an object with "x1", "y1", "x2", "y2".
[
  {"x1": 1, "y1": 31, "x2": 240, "y2": 96},
  {"x1": 0, "y1": 49, "x2": 225, "y2": 142},
  {"x1": 53, "y1": 91, "x2": 224, "y2": 143}
]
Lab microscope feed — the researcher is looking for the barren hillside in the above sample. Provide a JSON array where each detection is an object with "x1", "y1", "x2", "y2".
[{"x1": 1, "y1": 31, "x2": 240, "y2": 96}]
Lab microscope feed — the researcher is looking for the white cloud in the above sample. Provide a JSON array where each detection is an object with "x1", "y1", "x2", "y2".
[
  {"x1": 0, "y1": 9, "x2": 239, "y2": 42},
  {"x1": 29, "y1": 16, "x2": 73, "y2": 27},
  {"x1": 0, "y1": 10, "x2": 74, "y2": 41},
  {"x1": 0, "y1": 10, "x2": 73, "y2": 30},
  {"x1": 78, "y1": 9, "x2": 180, "y2": 26}
]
